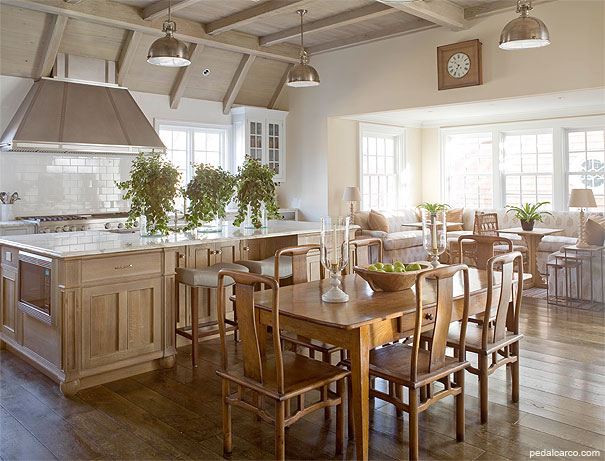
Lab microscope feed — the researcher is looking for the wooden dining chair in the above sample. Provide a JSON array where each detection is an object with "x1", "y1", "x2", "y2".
[
  {"x1": 474, "y1": 212, "x2": 528, "y2": 268},
  {"x1": 216, "y1": 270, "x2": 349, "y2": 460},
  {"x1": 456, "y1": 234, "x2": 514, "y2": 269},
  {"x1": 350, "y1": 236, "x2": 384, "y2": 267},
  {"x1": 422, "y1": 252, "x2": 524, "y2": 424},
  {"x1": 342, "y1": 264, "x2": 471, "y2": 460}
]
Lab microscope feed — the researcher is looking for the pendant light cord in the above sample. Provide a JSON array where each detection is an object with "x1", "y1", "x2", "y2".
[{"x1": 299, "y1": 11, "x2": 304, "y2": 50}]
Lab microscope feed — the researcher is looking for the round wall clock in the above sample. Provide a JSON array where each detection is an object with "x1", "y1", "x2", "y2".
[{"x1": 437, "y1": 39, "x2": 482, "y2": 90}]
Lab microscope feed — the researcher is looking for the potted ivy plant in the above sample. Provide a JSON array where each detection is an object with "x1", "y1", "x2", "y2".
[
  {"x1": 116, "y1": 151, "x2": 181, "y2": 236},
  {"x1": 233, "y1": 156, "x2": 281, "y2": 229},
  {"x1": 184, "y1": 163, "x2": 236, "y2": 232},
  {"x1": 505, "y1": 202, "x2": 552, "y2": 231}
]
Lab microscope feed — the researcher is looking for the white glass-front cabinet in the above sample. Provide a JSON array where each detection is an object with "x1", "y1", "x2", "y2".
[{"x1": 232, "y1": 107, "x2": 287, "y2": 182}]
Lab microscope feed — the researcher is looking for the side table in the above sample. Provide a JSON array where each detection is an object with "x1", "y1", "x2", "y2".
[{"x1": 562, "y1": 245, "x2": 604, "y2": 305}]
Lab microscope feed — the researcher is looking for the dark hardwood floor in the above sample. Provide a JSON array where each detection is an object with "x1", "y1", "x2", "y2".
[{"x1": 1, "y1": 297, "x2": 604, "y2": 460}]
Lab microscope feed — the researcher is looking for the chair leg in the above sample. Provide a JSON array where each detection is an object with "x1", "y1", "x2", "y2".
[
  {"x1": 395, "y1": 384, "x2": 403, "y2": 418},
  {"x1": 191, "y1": 287, "x2": 199, "y2": 368},
  {"x1": 275, "y1": 400, "x2": 286, "y2": 461},
  {"x1": 323, "y1": 351, "x2": 332, "y2": 420},
  {"x1": 347, "y1": 376, "x2": 354, "y2": 440},
  {"x1": 455, "y1": 371, "x2": 465, "y2": 442},
  {"x1": 479, "y1": 354, "x2": 489, "y2": 424},
  {"x1": 409, "y1": 388, "x2": 419, "y2": 461},
  {"x1": 222, "y1": 380, "x2": 232, "y2": 456},
  {"x1": 285, "y1": 398, "x2": 291, "y2": 420},
  {"x1": 512, "y1": 342, "x2": 520, "y2": 403},
  {"x1": 336, "y1": 379, "x2": 345, "y2": 454}
]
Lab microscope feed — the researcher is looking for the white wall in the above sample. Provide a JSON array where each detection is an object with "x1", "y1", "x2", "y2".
[
  {"x1": 0, "y1": 75, "x2": 233, "y2": 217},
  {"x1": 282, "y1": 0, "x2": 605, "y2": 221}
]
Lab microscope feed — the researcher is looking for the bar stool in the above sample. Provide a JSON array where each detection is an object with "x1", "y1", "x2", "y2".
[{"x1": 175, "y1": 262, "x2": 249, "y2": 367}]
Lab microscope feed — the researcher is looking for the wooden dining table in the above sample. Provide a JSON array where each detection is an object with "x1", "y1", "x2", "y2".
[{"x1": 253, "y1": 268, "x2": 528, "y2": 460}]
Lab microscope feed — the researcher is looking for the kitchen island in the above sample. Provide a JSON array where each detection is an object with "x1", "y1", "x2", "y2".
[{"x1": 0, "y1": 221, "x2": 354, "y2": 396}]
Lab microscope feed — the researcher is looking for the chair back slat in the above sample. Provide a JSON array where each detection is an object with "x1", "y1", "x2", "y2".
[
  {"x1": 275, "y1": 244, "x2": 324, "y2": 285},
  {"x1": 474, "y1": 212, "x2": 499, "y2": 236},
  {"x1": 458, "y1": 234, "x2": 513, "y2": 269},
  {"x1": 483, "y1": 251, "x2": 524, "y2": 348},
  {"x1": 217, "y1": 270, "x2": 284, "y2": 392},
  {"x1": 411, "y1": 264, "x2": 470, "y2": 380}
]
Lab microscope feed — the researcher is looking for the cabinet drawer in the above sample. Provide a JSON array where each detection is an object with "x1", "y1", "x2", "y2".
[{"x1": 81, "y1": 252, "x2": 162, "y2": 283}]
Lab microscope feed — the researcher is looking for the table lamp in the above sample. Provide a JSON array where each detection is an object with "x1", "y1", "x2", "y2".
[
  {"x1": 568, "y1": 188, "x2": 597, "y2": 248},
  {"x1": 342, "y1": 186, "x2": 361, "y2": 225}
]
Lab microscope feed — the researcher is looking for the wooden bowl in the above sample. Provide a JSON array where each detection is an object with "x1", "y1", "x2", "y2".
[{"x1": 354, "y1": 262, "x2": 432, "y2": 292}]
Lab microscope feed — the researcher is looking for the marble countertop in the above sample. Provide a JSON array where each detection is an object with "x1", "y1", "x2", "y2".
[
  {"x1": 0, "y1": 221, "x2": 336, "y2": 258},
  {"x1": 0, "y1": 220, "x2": 36, "y2": 228}
]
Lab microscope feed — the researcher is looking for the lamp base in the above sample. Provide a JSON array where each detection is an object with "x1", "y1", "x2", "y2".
[
  {"x1": 322, "y1": 272, "x2": 349, "y2": 303},
  {"x1": 577, "y1": 209, "x2": 590, "y2": 248}
]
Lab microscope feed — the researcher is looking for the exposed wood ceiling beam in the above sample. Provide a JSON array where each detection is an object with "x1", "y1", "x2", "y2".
[
  {"x1": 207, "y1": 0, "x2": 313, "y2": 36},
  {"x1": 143, "y1": 0, "x2": 203, "y2": 21},
  {"x1": 464, "y1": 0, "x2": 556, "y2": 19},
  {"x1": 268, "y1": 64, "x2": 293, "y2": 110},
  {"x1": 117, "y1": 30, "x2": 142, "y2": 87},
  {"x1": 38, "y1": 14, "x2": 68, "y2": 79},
  {"x1": 260, "y1": 3, "x2": 397, "y2": 47},
  {"x1": 170, "y1": 43, "x2": 204, "y2": 110},
  {"x1": 376, "y1": 0, "x2": 466, "y2": 31},
  {"x1": 307, "y1": 19, "x2": 437, "y2": 55},
  {"x1": 0, "y1": 0, "x2": 300, "y2": 63},
  {"x1": 223, "y1": 54, "x2": 255, "y2": 115}
]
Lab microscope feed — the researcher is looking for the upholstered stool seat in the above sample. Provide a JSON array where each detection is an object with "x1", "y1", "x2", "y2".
[
  {"x1": 236, "y1": 256, "x2": 293, "y2": 279},
  {"x1": 176, "y1": 262, "x2": 249, "y2": 287}
]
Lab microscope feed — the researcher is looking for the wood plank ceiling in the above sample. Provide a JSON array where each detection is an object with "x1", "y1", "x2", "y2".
[{"x1": 0, "y1": 0, "x2": 548, "y2": 112}]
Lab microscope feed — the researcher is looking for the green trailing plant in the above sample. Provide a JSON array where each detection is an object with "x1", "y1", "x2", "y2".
[
  {"x1": 116, "y1": 151, "x2": 181, "y2": 235},
  {"x1": 506, "y1": 202, "x2": 552, "y2": 223},
  {"x1": 233, "y1": 156, "x2": 281, "y2": 229},
  {"x1": 417, "y1": 202, "x2": 451, "y2": 213},
  {"x1": 184, "y1": 163, "x2": 236, "y2": 229}
]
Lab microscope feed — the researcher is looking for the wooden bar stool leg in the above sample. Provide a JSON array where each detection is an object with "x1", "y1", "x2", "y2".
[
  {"x1": 232, "y1": 285, "x2": 239, "y2": 343},
  {"x1": 336, "y1": 379, "x2": 345, "y2": 454},
  {"x1": 409, "y1": 387, "x2": 419, "y2": 460},
  {"x1": 275, "y1": 400, "x2": 286, "y2": 461},
  {"x1": 222, "y1": 379, "x2": 232, "y2": 456},
  {"x1": 191, "y1": 287, "x2": 199, "y2": 368},
  {"x1": 479, "y1": 354, "x2": 489, "y2": 423}
]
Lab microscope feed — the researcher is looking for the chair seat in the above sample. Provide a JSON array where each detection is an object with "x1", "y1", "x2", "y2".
[
  {"x1": 176, "y1": 262, "x2": 249, "y2": 288},
  {"x1": 236, "y1": 256, "x2": 293, "y2": 279},
  {"x1": 281, "y1": 332, "x2": 343, "y2": 354},
  {"x1": 342, "y1": 343, "x2": 469, "y2": 389},
  {"x1": 216, "y1": 350, "x2": 349, "y2": 400},
  {"x1": 423, "y1": 322, "x2": 523, "y2": 355}
]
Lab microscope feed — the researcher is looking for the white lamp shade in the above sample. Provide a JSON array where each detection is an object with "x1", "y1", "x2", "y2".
[
  {"x1": 568, "y1": 188, "x2": 597, "y2": 208},
  {"x1": 342, "y1": 186, "x2": 361, "y2": 202}
]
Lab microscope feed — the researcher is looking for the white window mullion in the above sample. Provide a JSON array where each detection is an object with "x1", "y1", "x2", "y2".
[{"x1": 552, "y1": 126, "x2": 565, "y2": 210}]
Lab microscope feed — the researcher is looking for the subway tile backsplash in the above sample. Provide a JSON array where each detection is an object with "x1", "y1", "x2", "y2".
[{"x1": 0, "y1": 152, "x2": 134, "y2": 217}]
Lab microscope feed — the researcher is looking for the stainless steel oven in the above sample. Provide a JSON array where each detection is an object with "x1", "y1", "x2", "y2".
[{"x1": 18, "y1": 251, "x2": 52, "y2": 324}]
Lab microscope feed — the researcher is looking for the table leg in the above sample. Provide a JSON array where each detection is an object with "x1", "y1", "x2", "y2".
[
  {"x1": 349, "y1": 326, "x2": 370, "y2": 461},
  {"x1": 521, "y1": 235, "x2": 546, "y2": 288}
]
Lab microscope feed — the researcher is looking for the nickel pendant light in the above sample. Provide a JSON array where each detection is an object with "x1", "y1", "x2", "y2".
[
  {"x1": 147, "y1": 0, "x2": 191, "y2": 67},
  {"x1": 499, "y1": 0, "x2": 550, "y2": 50},
  {"x1": 287, "y1": 9, "x2": 320, "y2": 87}
]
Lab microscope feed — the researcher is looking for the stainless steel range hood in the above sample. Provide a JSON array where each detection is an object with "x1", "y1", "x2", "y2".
[{"x1": 0, "y1": 78, "x2": 165, "y2": 154}]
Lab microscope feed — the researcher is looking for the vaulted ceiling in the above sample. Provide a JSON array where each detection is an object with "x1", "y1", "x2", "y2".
[{"x1": 0, "y1": 0, "x2": 552, "y2": 113}]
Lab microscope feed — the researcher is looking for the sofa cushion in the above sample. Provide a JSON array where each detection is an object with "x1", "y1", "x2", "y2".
[
  {"x1": 383, "y1": 231, "x2": 423, "y2": 251},
  {"x1": 368, "y1": 210, "x2": 389, "y2": 233},
  {"x1": 537, "y1": 235, "x2": 578, "y2": 254},
  {"x1": 446, "y1": 208, "x2": 464, "y2": 231},
  {"x1": 586, "y1": 217, "x2": 605, "y2": 246}
]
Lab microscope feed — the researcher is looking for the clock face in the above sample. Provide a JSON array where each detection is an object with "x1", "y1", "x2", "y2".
[{"x1": 447, "y1": 52, "x2": 471, "y2": 78}]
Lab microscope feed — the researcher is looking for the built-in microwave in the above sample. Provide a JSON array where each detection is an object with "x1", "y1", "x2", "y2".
[{"x1": 18, "y1": 251, "x2": 52, "y2": 324}]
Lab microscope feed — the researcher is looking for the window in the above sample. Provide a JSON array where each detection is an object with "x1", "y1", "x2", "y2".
[
  {"x1": 158, "y1": 122, "x2": 230, "y2": 189},
  {"x1": 567, "y1": 129, "x2": 605, "y2": 210},
  {"x1": 443, "y1": 132, "x2": 493, "y2": 208},
  {"x1": 360, "y1": 125, "x2": 405, "y2": 211},
  {"x1": 502, "y1": 131, "x2": 553, "y2": 208}
]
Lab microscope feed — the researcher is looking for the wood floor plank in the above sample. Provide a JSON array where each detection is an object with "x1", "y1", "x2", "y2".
[{"x1": 0, "y1": 406, "x2": 57, "y2": 461}]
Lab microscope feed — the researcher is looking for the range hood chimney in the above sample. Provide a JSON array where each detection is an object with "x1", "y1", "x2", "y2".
[{"x1": 0, "y1": 78, "x2": 165, "y2": 154}]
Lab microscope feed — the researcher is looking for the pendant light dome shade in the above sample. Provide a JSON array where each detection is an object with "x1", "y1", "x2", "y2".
[
  {"x1": 499, "y1": 0, "x2": 550, "y2": 50},
  {"x1": 287, "y1": 10, "x2": 320, "y2": 87},
  {"x1": 147, "y1": 1, "x2": 191, "y2": 67}
]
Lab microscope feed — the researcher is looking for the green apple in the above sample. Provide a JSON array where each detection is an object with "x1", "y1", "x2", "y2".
[
  {"x1": 375, "y1": 262, "x2": 384, "y2": 269},
  {"x1": 393, "y1": 261, "x2": 405, "y2": 269},
  {"x1": 395, "y1": 267, "x2": 405, "y2": 273},
  {"x1": 383, "y1": 264, "x2": 394, "y2": 272},
  {"x1": 377, "y1": 269, "x2": 386, "y2": 272},
  {"x1": 406, "y1": 263, "x2": 422, "y2": 272},
  {"x1": 367, "y1": 265, "x2": 378, "y2": 271}
]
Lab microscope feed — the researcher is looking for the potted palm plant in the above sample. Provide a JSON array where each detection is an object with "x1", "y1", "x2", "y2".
[
  {"x1": 184, "y1": 163, "x2": 236, "y2": 232},
  {"x1": 505, "y1": 202, "x2": 552, "y2": 231},
  {"x1": 116, "y1": 151, "x2": 181, "y2": 236},
  {"x1": 233, "y1": 156, "x2": 281, "y2": 229}
]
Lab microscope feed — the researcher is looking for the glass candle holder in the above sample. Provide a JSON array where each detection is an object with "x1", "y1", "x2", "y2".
[
  {"x1": 321, "y1": 216, "x2": 350, "y2": 303},
  {"x1": 422, "y1": 209, "x2": 447, "y2": 267}
]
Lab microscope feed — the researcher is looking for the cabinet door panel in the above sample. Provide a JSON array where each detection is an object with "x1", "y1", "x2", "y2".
[
  {"x1": 1, "y1": 265, "x2": 18, "y2": 340},
  {"x1": 89, "y1": 292, "x2": 120, "y2": 357},
  {"x1": 127, "y1": 287, "x2": 155, "y2": 349}
]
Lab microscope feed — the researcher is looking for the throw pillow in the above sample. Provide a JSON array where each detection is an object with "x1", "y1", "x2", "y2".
[
  {"x1": 446, "y1": 208, "x2": 464, "y2": 231},
  {"x1": 586, "y1": 216, "x2": 605, "y2": 246},
  {"x1": 368, "y1": 209, "x2": 389, "y2": 233}
]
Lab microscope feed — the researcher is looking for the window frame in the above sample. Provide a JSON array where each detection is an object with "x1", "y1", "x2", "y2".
[{"x1": 358, "y1": 123, "x2": 406, "y2": 212}]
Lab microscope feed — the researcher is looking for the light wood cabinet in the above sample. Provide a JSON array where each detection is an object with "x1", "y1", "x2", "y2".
[
  {"x1": 1, "y1": 264, "x2": 18, "y2": 342},
  {"x1": 81, "y1": 277, "x2": 162, "y2": 370}
]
